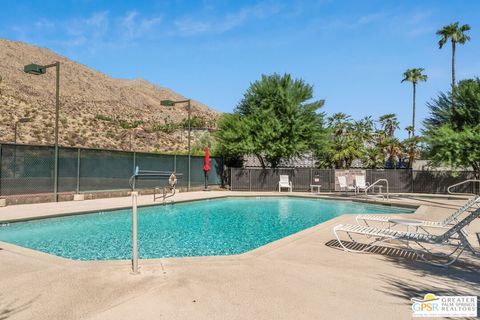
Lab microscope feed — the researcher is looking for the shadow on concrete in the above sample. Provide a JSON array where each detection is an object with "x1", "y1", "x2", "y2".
[
  {"x1": 376, "y1": 275, "x2": 479, "y2": 320},
  {"x1": 326, "y1": 239, "x2": 480, "y2": 318},
  {"x1": 325, "y1": 239, "x2": 480, "y2": 269},
  {"x1": 0, "y1": 295, "x2": 39, "y2": 320},
  {"x1": 325, "y1": 239, "x2": 419, "y2": 261}
]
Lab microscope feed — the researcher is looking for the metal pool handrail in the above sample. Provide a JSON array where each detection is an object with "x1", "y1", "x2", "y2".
[
  {"x1": 364, "y1": 179, "x2": 389, "y2": 200},
  {"x1": 129, "y1": 166, "x2": 183, "y2": 190},
  {"x1": 447, "y1": 180, "x2": 480, "y2": 195}
]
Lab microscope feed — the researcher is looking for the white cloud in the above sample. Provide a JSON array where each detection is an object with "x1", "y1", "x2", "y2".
[
  {"x1": 120, "y1": 11, "x2": 162, "y2": 39},
  {"x1": 16, "y1": 10, "x2": 162, "y2": 51},
  {"x1": 173, "y1": 2, "x2": 282, "y2": 36}
]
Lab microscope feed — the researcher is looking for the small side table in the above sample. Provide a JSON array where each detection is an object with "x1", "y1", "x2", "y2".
[
  {"x1": 388, "y1": 218, "x2": 425, "y2": 233},
  {"x1": 310, "y1": 184, "x2": 322, "y2": 193},
  {"x1": 373, "y1": 185, "x2": 383, "y2": 194}
]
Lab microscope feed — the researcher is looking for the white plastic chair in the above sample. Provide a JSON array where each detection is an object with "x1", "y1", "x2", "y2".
[
  {"x1": 278, "y1": 175, "x2": 292, "y2": 192},
  {"x1": 338, "y1": 176, "x2": 355, "y2": 193},
  {"x1": 354, "y1": 175, "x2": 369, "y2": 194}
]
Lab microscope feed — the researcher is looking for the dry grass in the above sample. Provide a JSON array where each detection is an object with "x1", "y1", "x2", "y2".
[{"x1": 0, "y1": 39, "x2": 220, "y2": 152}]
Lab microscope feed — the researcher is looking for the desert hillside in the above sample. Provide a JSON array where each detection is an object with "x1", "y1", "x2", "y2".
[{"x1": 0, "y1": 39, "x2": 220, "y2": 152}]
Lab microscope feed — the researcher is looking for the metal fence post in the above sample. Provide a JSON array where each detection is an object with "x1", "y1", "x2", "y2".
[
  {"x1": 132, "y1": 151, "x2": 136, "y2": 173},
  {"x1": 76, "y1": 148, "x2": 81, "y2": 193},
  {"x1": 329, "y1": 169, "x2": 332, "y2": 191},
  {"x1": 309, "y1": 167, "x2": 312, "y2": 192},
  {"x1": 249, "y1": 168, "x2": 252, "y2": 191},
  {"x1": 0, "y1": 143, "x2": 2, "y2": 196},
  {"x1": 173, "y1": 154, "x2": 176, "y2": 173},
  {"x1": 411, "y1": 170, "x2": 414, "y2": 193}
]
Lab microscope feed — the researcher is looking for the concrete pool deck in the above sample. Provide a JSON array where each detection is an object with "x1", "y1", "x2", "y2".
[{"x1": 0, "y1": 191, "x2": 479, "y2": 319}]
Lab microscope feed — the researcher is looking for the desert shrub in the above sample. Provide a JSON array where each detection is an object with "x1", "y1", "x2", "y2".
[
  {"x1": 118, "y1": 119, "x2": 143, "y2": 129},
  {"x1": 95, "y1": 114, "x2": 113, "y2": 122}
]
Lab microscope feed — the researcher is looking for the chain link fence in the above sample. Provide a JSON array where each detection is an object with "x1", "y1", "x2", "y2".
[
  {"x1": 0, "y1": 143, "x2": 223, "y2": 197},
  {"x1": 230, "y1": 167, "x2": 479, "y2": 194}
]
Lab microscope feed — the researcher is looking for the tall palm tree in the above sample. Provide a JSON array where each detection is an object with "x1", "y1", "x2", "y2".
[
  {"x1": 401, "y1": 68, "x2": 427, "y2": 137},
  {"x1": 436, "y1": 22, "x2": 471, "y2": 98}
]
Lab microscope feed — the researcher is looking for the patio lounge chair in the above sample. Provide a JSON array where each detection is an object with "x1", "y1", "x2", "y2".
[
  {"x1": 338, "y1": 176, "x2": 355, "y2": 193},
  {"x1": 333, "y1": 207, "x2": 480, "y2": 266},
  {"x1": 355, "y1": 195, "x2": 480, "y2": 228},
  {"x1": 354, "y1": 175, "x2": 369, "y2": 194},
  {"x1": 278, "y1": 175, "x2": 292, "y2": 192}
]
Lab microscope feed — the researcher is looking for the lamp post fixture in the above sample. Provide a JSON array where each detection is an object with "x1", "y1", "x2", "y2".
[
  {"x1": 24, "y1": 62, "x2": 61, "y2": 202},
  {"x1": 160, "y1": 99, "x2": 191, "y2": 191}
]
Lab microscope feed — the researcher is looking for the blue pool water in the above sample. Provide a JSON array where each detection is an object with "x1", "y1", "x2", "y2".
[{"x1": 0, "y1": 197, "x2": 413, "y2": 260}]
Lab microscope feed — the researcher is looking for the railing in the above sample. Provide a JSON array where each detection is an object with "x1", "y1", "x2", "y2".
[
  {"x1": 447, "y1": 180, "x2": 480, "y2": 195},
  {"x1": 364, "y1": 179, "x2": 389, "y2": 200},
  {"x1": 129, "y1": 167, "x2": 182, "y2": 203}
]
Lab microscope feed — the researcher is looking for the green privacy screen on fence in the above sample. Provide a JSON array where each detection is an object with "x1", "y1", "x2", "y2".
[{"x1": 0, "y1": 143, "x2": 223, "y2": 196}]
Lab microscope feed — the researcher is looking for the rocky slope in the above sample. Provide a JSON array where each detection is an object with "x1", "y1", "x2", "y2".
[{"x1": 0, "y1": 39, "x2": 219, "y2": 152}]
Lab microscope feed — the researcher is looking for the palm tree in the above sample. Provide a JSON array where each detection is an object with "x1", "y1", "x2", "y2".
[
  {"x1": 436, "y1": 22, "x2": 471, "y2": 98},
  {"x1": 405, "y1": 125, "x2": 414, "y2": 139},
  {"x1": 403, "y1": 135, "x2": 421, "y2": 169},
  {"x1": 352, "y1": 116, "x2": 374, "y2": 143},
  {"x1": 378, "y1": 113, "x2": 399, "y2": 137},
  {"x1": 363, "y1": 146, "x2": 384, "y2": 169},
  {"x1": 383, "y1": 137, "x2": 403, "y2": 169},
  {"x1": 327, "y1": 113, "x2": 352, "y2": 137},
  {"x1": 401, "y1": 68, "x2": 427, "y2": 136}
]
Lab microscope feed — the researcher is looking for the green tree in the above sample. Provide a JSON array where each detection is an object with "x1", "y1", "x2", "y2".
[
  {"x1": 378, "y1": 113, "x2": 399, "y2": 137},
  {"x1": 401, "y1": 68, "x2": 428, "y2": 136},
  {"x1": 402, "y1": 135, "x2": 421, "y2": 169},
  {"x1": 324, "y1": 114, "x2": 374, "y2": 168},
  {"x1": 436, "y1": 22, "x2": 471, "y2": 99},
  {"x1": 424, "y1": 78, "x2": 480, "y2": 175},
  {"x1": 192, "y1": 131, "x2": 218, "y2": 155},
  {"x1": 216, "y1": 74, "x2": 326, "y2": 168},
  {"x1": 377, "y1": 114, "x2": 402, "y2": 168},
  {"x1": 383, "y1": 137, "x2": 403, "y2": 168},
  {"x1": 363, "y1": 146, "x2": 384, "y2": 169}
]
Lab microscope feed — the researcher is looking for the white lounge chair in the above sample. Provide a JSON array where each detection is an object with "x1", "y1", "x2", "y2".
[
  {"x1": 278, "y1": 175, "x2": 292, "y2": 192},
  {"x1": 356, "y1": 196, "x2": 480, "y2": 228},
  {"x1": 333, "y1": 207, "x2": 480, "y2": 266},
  {"x1": 354, "y1": 175, "x2": 369, "y2": 194},
  {"x1": 338, "y1": 176, "x2": 355, "y2": 193}
]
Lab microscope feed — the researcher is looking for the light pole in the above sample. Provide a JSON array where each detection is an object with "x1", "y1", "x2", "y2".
[
  {"x1": 160, "y1": 99, "x2": 191, "y2": 191},
  {"x1": 24, "y1": 62, "x2": 60, "y2": 202}
]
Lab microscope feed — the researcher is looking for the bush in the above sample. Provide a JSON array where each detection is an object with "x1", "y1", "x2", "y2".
[
  {"x1": 148, "y1": 122, "x2": 179, "y2": 133},
  {"x1": 95, "y1": 114, "x2": 113, "y2": 122},
  {"x1": 118, "y1": 119, "x2": 143, "y2": 129}
]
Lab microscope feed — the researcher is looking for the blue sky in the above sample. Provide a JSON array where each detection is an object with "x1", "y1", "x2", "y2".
[{"x1": 1, "y1": 0, "x2": 479, "y2": 138}]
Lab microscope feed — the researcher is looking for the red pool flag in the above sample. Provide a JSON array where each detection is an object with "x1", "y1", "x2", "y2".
[{"x1": 203, "y1": 146, "x2": 210, "y2": 172}]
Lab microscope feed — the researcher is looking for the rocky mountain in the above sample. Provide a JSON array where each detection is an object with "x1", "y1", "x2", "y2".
[{"x1": 0, "y1": 39, "x2": 220, "y2": 152}]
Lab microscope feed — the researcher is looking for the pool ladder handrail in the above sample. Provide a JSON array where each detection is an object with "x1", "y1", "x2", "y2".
[
  {"x1": 364, "y1": 179, "x2": 389, "y2": 200},
  {"x1": 154, "y1": 185, "x2": 176, "y2": 204},
  {"x1": 447, "y1": 180, "x2": 480, "y2": 195}
]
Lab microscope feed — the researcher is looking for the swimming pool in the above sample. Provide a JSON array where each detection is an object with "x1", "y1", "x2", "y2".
[{"x1": 0, "y1": 197, "x2": 414, "y2": 260}]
